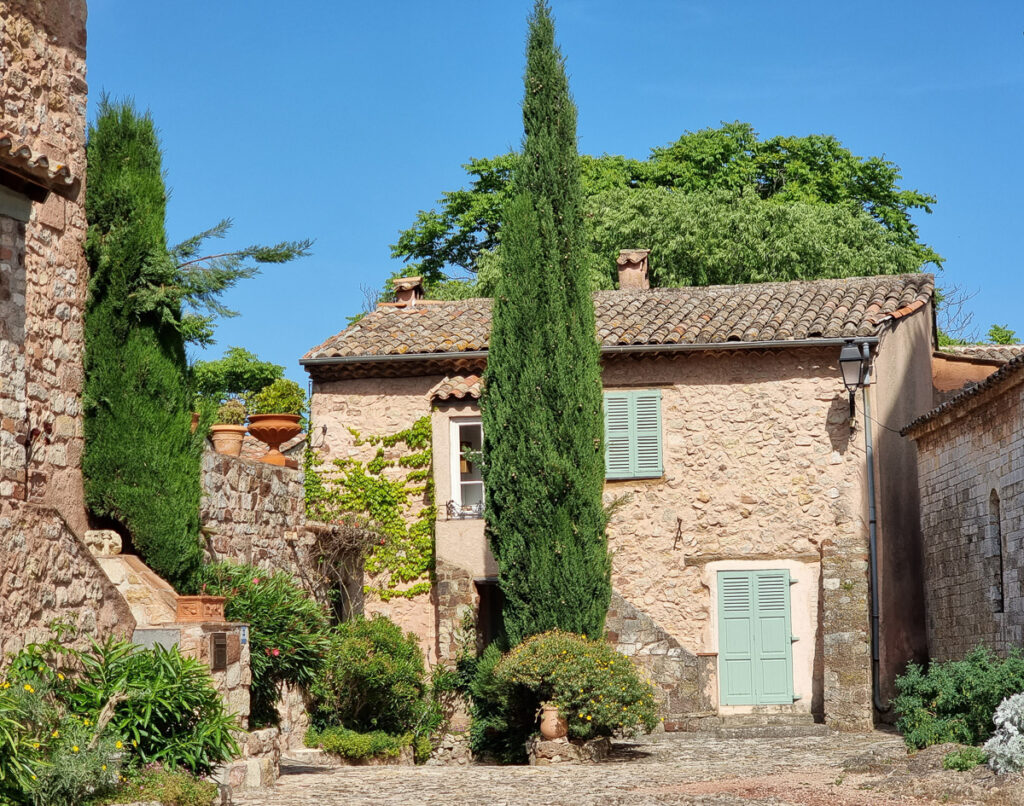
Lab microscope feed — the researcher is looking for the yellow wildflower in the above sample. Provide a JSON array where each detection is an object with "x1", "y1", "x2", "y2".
[
  {"x1": 115, "y1": 740, "x2": 123, "y2": 749},
  {"x1": 57, "y1": 673, "x2": 65, "y2": 681},
  {"x1": 102, "y1": 765, "x2": 107, "y2": 771},
  {"x1": 51, "y1": 730, "x2": 60, "y2": 738},
  {"x1": 23, "y1": 684, "x2": 34, "y2": 693},
  {"x1": 72, "y1": 746, "x2": 79, "y2": 753},
  {"x1": 132, "y1": 739, "x2": 138, "y2": 747},
  {"x1": 1, "y1": 682, "x2": 8, "y2": 689}
]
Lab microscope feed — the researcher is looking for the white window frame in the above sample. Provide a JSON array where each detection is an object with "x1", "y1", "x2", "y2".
[{"x1": 449, "y1": 417, "x2": 484, "y2": 515}]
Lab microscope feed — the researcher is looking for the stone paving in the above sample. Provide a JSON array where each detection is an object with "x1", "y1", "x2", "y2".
[{"x1": 233, "y1": 730, "x2": 956, "y2": 806}]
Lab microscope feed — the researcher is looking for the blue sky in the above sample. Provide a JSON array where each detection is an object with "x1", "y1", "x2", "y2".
[{"x1": 86, "y1": 1, "x2": 1024, "y2": 384}]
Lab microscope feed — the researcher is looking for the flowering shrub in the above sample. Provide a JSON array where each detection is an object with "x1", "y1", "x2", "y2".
[
  {"x1": 984, "y1": 692, "x2": 1024, "y2": 774},
  {"x1": 493, "y1": 631, "x2": 659, "y2": 740},
  {"x1": 191, "y1": 562, "x2": 329, "y2": 726}
]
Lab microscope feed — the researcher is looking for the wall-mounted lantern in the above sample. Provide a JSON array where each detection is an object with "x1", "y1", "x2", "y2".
[{"x1": 839, "y1": 339, "x2": 872, "y2": 417}]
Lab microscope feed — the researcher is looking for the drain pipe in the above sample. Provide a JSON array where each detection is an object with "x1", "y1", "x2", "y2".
[{"x1": 861, "y1": 379, "x2": 888, "y2": 714}]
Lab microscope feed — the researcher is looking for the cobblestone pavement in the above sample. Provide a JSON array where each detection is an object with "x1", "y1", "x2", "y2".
[{"x1": 233, "y1": 731, "x2": 952, "y2": 806}]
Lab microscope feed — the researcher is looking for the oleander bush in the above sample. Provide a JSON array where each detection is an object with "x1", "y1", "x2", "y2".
[
  {"x1": 893, "y1": 647, "x2": 1024, "y2": 749},
  {"x1": 984, "y1": 692, "x2": 1024, "y2": 774},
  {"x1": 190, "y1": 562, "x2": 329, "y2": 727}
]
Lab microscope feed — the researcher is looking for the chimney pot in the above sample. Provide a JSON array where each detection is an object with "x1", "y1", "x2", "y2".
[
  {"x1": 391, "y1": 276, "x2": 424, "y2": 305},
  {"x1": 617, "y1": 249, "x2": 650, "y2": 290}
]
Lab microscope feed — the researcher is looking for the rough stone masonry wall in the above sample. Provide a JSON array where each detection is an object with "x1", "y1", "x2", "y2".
[
  {"x1": 0, "y1": 499, "x2": 135, "y2": 658},
  {"x1": 601, "y1": 349, "x2": 873, "y2": 730},
  {"x1": 912, "y1": 375, "x2": 1024, "y2": 659},
  {"x1": 1, "y1": 0, "x2": 91, "y2": 533}
]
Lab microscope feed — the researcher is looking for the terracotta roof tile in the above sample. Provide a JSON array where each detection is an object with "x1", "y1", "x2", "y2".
[
  {"x1": 0, "y1": 132, "x2": 81, "y2": 200},
  {"x1": 430, "y1": 375, "x2": 482, "y2": 401},
  {"x1": 904, "y1": 352, "x2": 1024, "y2": 436},
  {"x1": 938, "y1": 344, "x2": 1024, "y2": 363},
  {"x1": 303, "y1": 273, "x2": 934, "y2": 362}
]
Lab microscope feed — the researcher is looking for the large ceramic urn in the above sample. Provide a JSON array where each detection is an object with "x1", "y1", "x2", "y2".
[{"x1": 247, "y1": 414, "x2": 302, "y2": 466}]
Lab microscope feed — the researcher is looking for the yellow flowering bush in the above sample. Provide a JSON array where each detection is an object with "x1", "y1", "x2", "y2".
[{"x1": 493, "y1": 631, "x2": 658, "y2": 740}]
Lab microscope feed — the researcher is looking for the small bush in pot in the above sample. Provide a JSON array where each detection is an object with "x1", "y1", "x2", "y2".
[
  {"x1": 494, "y1": 630, "x2": 659, "y2": 741},
  {"x1": 216, "y1": 399, "x2": 246, "y2": 425},
  {"x1": 249, "y1": 378, "x2": 306, "y2": 418},
  {"x1": 208, "y1": 399, "x2": 247, "y2": 457}
]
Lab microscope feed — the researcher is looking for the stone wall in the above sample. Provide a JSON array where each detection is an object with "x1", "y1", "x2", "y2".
[
  {"x1": 309, "y1": 374, "x2": 444, "y2": 663},
  {"x1": 909, "y1": 368, "x2": 1024, "y2": 659},
  {"x1": 0, "y1": 499, "x2": 135, "y2": 658},
  {"x1": 1, "y1": 0, "x2": 91, "y2": 533}
]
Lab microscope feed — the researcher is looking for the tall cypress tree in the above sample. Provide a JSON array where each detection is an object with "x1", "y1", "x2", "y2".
[
  {"x1": 83, "y1": 101, "x2": 204, "y2": 588},
  {"x1": 481, "y1": 1, "x2": 610, "y2": 646}
]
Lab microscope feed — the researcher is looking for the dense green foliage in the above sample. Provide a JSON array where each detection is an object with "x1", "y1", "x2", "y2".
[
  {"x1": 85, "y1": 764, "x2": 218, "y2": 806},
  {"x1": 942, "y1": 746, "x2": 988, "y2": 771},
  {"x1": 392, "y1": 120, "x2": 940, "y2": 290},
  {"x1": 304, "y1": 417, "x2": 434, "y2": 601},
  {"x1": 83, "y1": 99, "x2": 206, "y2": 589},
  {"x1": 459, "y1": 632, "x2": 657, "y2": 763},
  {"x1": 481, "y1": 1, "x2": 611, "y2": 647},
  {"x1": 248, "y1": 378, "x2": 307, "y2": 416},
  {"x1": 893, "y1": 647, "x2": 1024, "y2": 749},
  {"x1": 987, "y1": 324, "x2": 1018, "y2": 345},
  {"x1": 494, "y1": 631, "x2": 658, "y2": 740},
  {"x1": 190, "y1": 563, "x2": 329, "y2": 727},
  {"x1": 0, "y1": 633, "x2": 238, "y2": 804},
  {"x1": 192, "y1": 345, "x2": 284, "y2": 408},
  {"x1": 304, "y1": 726, "x2": 427, "y2": 762},
  {"x1": 309, "y1": 615, "x2": 427, "y2": 734}
]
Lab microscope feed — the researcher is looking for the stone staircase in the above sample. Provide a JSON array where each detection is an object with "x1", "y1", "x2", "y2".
[{"x1": 699, "y1": 712, "x2": 829, "y2": 739}]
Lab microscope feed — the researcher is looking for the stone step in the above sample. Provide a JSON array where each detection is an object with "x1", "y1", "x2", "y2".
[{"x1": 712, "y1": 713, "x2": 829, "y2": 739}]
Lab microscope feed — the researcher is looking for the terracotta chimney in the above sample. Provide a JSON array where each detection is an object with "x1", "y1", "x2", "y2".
[
  {"x1": 617, "y1": 249, "x2": 650, "y2": 290},
  {"x1": 392, "y1": 276, "x2": 424, "y2": 306}
]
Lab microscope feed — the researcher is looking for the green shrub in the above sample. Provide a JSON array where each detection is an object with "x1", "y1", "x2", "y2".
[
  {"x1": 215, "y1": 399, "x2": 246, "y2": 425},
  {"x1": 463, "y1": 642, "x2": 535, "y2": 764},
  {"x1": 5, "y1": 636, "x2": 238, "y2": 776},
  {"x1": 494, "y1": 631, "x2": 659, "y2": 740},
  {"x1": 893, "y1": 647, "x2": 1024, "y2": 749},
  {"x1": 190, "y1": 562, "x2": 329, "y2": 727},
  {"x1": 249, "y1": 378, "x2": 306, "y2": 417},
  {"x1": 0, "y1": 682, "x2": 40, "y2": 803},
  {"x1": 85, "y1": 764, "x2": 218, "y2": 806},
  {"x1": 309, "y1": 615, "x2": 427, "y2": 735},
  {"x1": 942, "y1": 746, "x2": 988, "y2": 771},
  {"x1": 304, "y1": 725, "x2": 411, "y2": 759}
]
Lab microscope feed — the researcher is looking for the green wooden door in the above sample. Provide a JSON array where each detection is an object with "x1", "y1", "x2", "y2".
[{"x1": 718, "y1": 570, "x2": 794, "y2": 705}]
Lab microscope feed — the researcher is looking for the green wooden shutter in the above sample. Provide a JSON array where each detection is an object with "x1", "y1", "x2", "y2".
[
  {"x1": 718, "y1": 572, "x2": 755, "y2": 705},
  {"x1": 633, "y1": 390, "x2": 662, "y2": 478},
  {"x1": 604, "y1": 390, "x2": 662, "y2": 479},
  {"x1": 718, "y1": 570, "x2": 794, "y2": 706},
  {"x1": 753, "y1": 570, "x2": 794, "y2": 704},
  {"x1": 604, "y1": 392, "x2": 633, "y2": 479}
]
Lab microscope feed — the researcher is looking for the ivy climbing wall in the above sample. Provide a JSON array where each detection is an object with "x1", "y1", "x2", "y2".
[{"x1": 308, "y1": 375, "x2": 442, "y2": 663}]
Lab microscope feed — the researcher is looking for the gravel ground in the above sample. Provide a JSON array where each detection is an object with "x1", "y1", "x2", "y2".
[{"x1": 231, "y1": 730, "x2": 1024, "y2": 806}]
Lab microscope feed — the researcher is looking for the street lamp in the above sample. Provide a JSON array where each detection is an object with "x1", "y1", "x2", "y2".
[{"x1": 839, "y1": 339, "x2": 871, "y2": 417}]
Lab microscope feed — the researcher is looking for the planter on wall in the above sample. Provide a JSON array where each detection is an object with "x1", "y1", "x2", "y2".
[
  {"x1": 247, "y1": 414, "x2": 302, "y2": 466},
  {"x1": 539, "y1": 703, "x2": 568, "y2": 739},
  {"x1": 176, "y1": 595, "x2": 226, "y2": 622},
  {"x1": 209, "y1": 424, "x2": 247, "y2": 457}
]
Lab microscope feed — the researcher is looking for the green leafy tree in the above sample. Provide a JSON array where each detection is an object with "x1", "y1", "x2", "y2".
[
  {"x1": 988, "y1": 324, "x2": 1018, "y2": 345},
  {"x1": 391, "y1": 122, "x2": 940, "y2": 290},
  {"x1": 83, "y1": 100, "x2": 206, "y2": 587},
  {"x1": 481, "y1": 1, "x2": 611, "y2": 647},
  {"x1": 191, "y1": 346, "x2": 284, "y2": 408}
]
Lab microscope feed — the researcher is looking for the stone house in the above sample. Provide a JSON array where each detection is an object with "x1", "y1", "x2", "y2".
[
  {"x1": 903, "y1": 352, "x2": 1024, "y2": 660},
  {"x1": 302, "y1": 257, "x2": 938, "y2": 730},
  {"x1": 1, "y1": 0, "x2": 134, "y2": 656}
]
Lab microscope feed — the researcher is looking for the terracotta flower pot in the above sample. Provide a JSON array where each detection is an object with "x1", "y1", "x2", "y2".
[
  {"x1": 247, "y1": 414, "x2": 303, "y2": 466},
  {"x1": 209, "y1": 424, "x2": 246, "y2": 457},
  {"x1": 539, "y1": 703, "x2": 568, "y2": 739}
]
